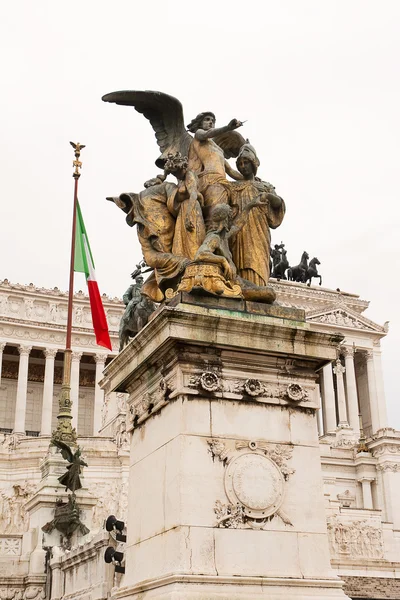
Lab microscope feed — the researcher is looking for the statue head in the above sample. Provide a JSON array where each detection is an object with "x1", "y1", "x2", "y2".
[
  {"x1": 136, "y1": 275, "x2": 144, "y2": 285},
  {"x1": 187, "y1": 112, "x2": 216, "y2": 133},
  {"x1": 208, "y1": 203, "x2": 232, "y2": 232},
  {"x1": 236, "y1": 143, "x2": 260, "y2": 176}
]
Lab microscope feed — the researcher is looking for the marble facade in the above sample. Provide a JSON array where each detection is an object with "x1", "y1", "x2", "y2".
[{"x1": 1, "y1": 278, "x2": 400, "y2": 600}]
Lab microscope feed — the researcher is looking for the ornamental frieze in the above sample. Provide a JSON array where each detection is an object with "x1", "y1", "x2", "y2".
[
  {"x1": 208, "y1": 438, "x2": 294, "y2": 529},
  {"x1": 188, "y1": 370, "x2": 311, "y2": 403}
]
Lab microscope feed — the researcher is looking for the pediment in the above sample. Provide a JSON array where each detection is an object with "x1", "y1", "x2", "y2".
[{"x1": 306, "y1": 304, "x2": 386, "y2": 333}]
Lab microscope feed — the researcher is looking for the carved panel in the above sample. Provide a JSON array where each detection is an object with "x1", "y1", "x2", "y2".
[
  {"x1": 208, "y1": 438, "x2": 294, "y2": 529},
  {"x1": 0, "y1": 483, "x2": 36, "y2": 534},
  {"x1": 0, "y1": 536, "x2": 22, "y2": 555},
  {"x1": 91, "y1": 480, "x2": 128, "y2": 530},
  {"x1": 327, "y1": 516, "x2": 384, "y2": 559}
]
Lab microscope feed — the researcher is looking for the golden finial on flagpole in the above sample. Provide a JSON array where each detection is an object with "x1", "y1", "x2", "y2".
[{"x1": 70, "y1": 141, "x2": 85, "y2": 179}]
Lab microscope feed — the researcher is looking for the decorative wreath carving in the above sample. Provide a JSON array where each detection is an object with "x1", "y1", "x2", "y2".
[
  {"x1": 285, "y1": 383, "x2": 309, "y2": 402},
  {"x1": 208, "y1": 438, "x2": 294, "y2": 529}
]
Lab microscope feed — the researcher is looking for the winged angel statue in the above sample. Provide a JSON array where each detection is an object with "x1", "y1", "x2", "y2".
[
  {"x1": 103, "y1": 90, "x2": 285, "y2": 303},
  {"x1": 52, "y1": 439, "x2": 88, "y2": 493}
]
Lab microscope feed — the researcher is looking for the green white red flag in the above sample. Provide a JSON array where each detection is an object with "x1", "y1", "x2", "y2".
[{"x1": 74, "y1": 201, "x2": 112, "y2": 351}]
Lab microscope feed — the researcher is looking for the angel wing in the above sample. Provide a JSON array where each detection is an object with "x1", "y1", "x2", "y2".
[
  {"x1": 102, "y1": 90, "x2": 192, "y2": 169},
  {"x1": 213, "y1": 131, "x2": 247, "y2": 159},
  {"x1": 52, "y1": 439, "x2": 74, "y2": 463}
]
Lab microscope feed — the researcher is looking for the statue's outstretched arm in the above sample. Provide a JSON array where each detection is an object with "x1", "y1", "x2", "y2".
[{"x1": 195, "y1": 119, "x2": 242, "y2": 142}]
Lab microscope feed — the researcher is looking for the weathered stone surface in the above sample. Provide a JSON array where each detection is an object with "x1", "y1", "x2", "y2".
[
  {"x1": 342, "y1": 576, "x2": 400, "y2": 599},
  {"x1": 103, "y1": 301, "x2": 349, "y2": 599}
]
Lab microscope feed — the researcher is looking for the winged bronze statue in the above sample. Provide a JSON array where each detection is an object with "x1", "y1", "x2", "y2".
[
  {"x1": 103, "y1": 90, "x2": 286, "y2": 307},
  {"x1": 52, "y1": 439, "x2": 88, "y2": 493},
  {"x1": 102, "y1": 90, "x2": 246, "y2": 168}
]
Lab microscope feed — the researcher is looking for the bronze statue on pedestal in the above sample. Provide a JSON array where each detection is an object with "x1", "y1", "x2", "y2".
[{"x1": 103, "y1": 90, "x2": 286, "y2": 307}]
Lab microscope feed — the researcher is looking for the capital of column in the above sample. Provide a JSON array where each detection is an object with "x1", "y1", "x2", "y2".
[
  {"x1": 18, "y1": 345, "x2": 32, "y2": 356},
  {"x1": 333, "y1": 359, "x2": 345, "y2": 375},
  {"x1": 44, "y1": 348, "x2": 58, "y2": 359},
  {"x1": 71, "y1": 351, "x2": 83, "y2": 362},
  {"x1": 0, "y1": 342, "x2": 6, "y2": 352},
  {"x1": 94, "y1": 353, "x2": 107, "y2": 365},
  {"x1": 357, "y1": 476, "x2": 375, "y2": 483},
  {"x1": 342, "y1": 346, "x2": 355, "y2": 358},
  {"x1": 365, "y1": 349, "x2": 374, "y2": 361}
]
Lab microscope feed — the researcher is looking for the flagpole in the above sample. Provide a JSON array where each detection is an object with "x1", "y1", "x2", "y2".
[{"x1": 52, "y1": 142, "x2": 85, "y2": 445}]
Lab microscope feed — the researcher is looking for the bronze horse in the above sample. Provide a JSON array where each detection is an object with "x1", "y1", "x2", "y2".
[
  {"x1": 287, "y1": 251, "x2": 309, "y2": 283},
  {"x1": 305, "y1": 257, "x2": 322, "y2": 286}
]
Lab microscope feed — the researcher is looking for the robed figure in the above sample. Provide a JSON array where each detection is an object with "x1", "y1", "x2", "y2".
[{"x1": 230, "y1": 144, "x2": 285, "y2": 288}]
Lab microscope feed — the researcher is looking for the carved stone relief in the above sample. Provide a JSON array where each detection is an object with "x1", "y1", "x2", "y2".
[
  {"x1": 376, "y1": 462, "x2": 400, "y2": 472},
  {"x1": 114, "y1": 416, "x2": 130, "y2": 451},
  {"x1": 102, "y1": 394, "x2": 110, "y2": 426},
  {"x1": 0, "y1": 536, "x2": 22, "y2": 555},
  {"x1": 337, "y1": 490, "x2": 356, "y2": 508},
  {"x1": 188, "y1": 370, "x2": 310, "y2": 403},
  {"x1": 307, "y1": 308, "x2": 383, "y2": 332},
  {"x1": 0, "y1": 589, "x2": 24, "y2": 600},
  {"x1": 208, "y1": 438, "x2": 294, "y2": 529},
  {"x1": 327, "y1": 516, "x2": 384, "y2": 559},
  {"x1": 129, "y1": 378, "x2": 173, "y2": 425},
  {"x1": 91, "y1": 481, "x2": 128, "y2": 530},
  {"x1": 21, "y1": 588, "x2": 45, "y2": 600},
  {"x1": 1, "y1": 433, "x2": 21, "y2": 451},
  {"x1": 331, "y1": 438, "x2": 357, "y2": 449},
  {"x1": 372, "y1": 444, "x2": 400, "y2": 458},
  {"x1": 0, "y1": 483, "x2": 36, "y2": 534}
]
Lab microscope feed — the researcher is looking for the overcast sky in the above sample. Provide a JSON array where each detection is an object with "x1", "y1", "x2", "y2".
[{"x1": 1, "y1": 1, "x2": 399, "y2": 426}]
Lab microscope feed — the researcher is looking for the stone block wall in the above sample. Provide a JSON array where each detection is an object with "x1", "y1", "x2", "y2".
[{"x1": 343, "y1": 576, "x2": 400, "y2": 599}]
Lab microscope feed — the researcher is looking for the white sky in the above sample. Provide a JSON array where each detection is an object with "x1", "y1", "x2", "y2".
[{"x1": 1, "y1": 1, "x2": 399, "y2": 425}]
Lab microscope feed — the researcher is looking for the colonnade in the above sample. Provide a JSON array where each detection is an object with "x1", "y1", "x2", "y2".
[
  {"x1": 320, "y1": 346, "x2": 387, "y2": 437},
  {"x1": 0, "y1": 343, "x2": 109, "y2": 436}
]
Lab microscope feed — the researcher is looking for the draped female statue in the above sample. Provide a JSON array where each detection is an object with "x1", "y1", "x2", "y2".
[{"x1": 230, "y1": 143, "x2": 286, "y2": 289}]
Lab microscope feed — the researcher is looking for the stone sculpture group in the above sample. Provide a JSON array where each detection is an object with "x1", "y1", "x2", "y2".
[{"x1": 104, "y1": 90, "x2": 285, "y2": 305}]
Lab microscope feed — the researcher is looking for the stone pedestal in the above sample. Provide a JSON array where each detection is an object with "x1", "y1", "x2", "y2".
[{"x1": 101, "y1": 294, "x2": 348, "y2": 600}]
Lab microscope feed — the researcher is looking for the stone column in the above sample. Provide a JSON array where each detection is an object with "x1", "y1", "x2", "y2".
[
  {"x1": 93, "y1": 353, "x2": 107, "y2": 434},
  {"x1": 14, "y1": 345, "x2": 32, "y2": 434},
  {"x1": 0, "y1": 342, "x2": 5, "y2": 386},
  {"x1": 373, "y1": 346, "x2": 388, "y2": 430},
  {"x1": 333, "y1": 359, "x2": 349, "y2": 428},
  {"x1": 316, "y1": 382, "x2": 322, "y2": 436},
  {"x1": 365, "y1": 350, "x2": 380, "y2": 434},
  {"x1": 70, "y1": 351, "x2": 82, "y2": 433},
  {"x1": 359, "y1": 477, "x2": 374, "y2": 510},
  {"x1": 342, "y1": 347, "x2": 360, "y2": 437},
  {"x1": 322, "y1": 363, "x2": 337, "y2": 433},
  {"x1": 40, "y1": 348, "x2": 58, "y2": 436}
]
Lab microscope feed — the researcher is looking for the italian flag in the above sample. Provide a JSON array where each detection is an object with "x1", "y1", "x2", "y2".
[{"x1": 74, "y1": 201, "x2": 112, "y2": 351}]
